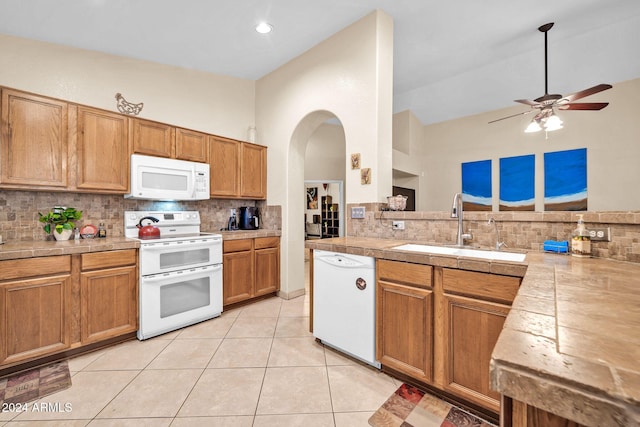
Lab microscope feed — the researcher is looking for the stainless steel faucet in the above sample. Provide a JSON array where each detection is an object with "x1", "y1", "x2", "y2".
[
  {"x1": 488, "y1": 217, "x2": 507, "y2": 250},
  {"x1": 451, "y1": 193, "x2": 472, "y2": 247}
]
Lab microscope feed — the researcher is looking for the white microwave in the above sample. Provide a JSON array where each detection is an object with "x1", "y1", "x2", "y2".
[{"x1": 125, "y1": 154, "x2": 210, "y2": 201}]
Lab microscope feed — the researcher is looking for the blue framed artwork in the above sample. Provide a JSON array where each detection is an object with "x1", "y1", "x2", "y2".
[
  {"x1": 461, "y1": 160, "x2": 492, "y2": 211},
  {"x1": 499, "y1": 154, "x2": 535, "y2": 211},
  {"x1": 544, "y1": 148, "x2": 587, "y2": 211}
]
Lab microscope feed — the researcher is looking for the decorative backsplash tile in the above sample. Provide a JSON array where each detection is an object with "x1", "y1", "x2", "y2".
[
  {"x1": 0, "y1": 190, "x2": 281, "y2": 242},
  {"x1": 346, "y1": 204, "x2": 640, "y2": 263}
]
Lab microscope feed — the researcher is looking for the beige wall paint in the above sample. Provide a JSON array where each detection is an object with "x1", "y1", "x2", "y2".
[
  {"x1": 256, "y1": 10, "x2": 394, "y2": 296},
  {"x1": 0, "y1": 33, "x2": 255, "y2": 140},
  {"x1": 417, "y1": 77, "x2": 640, "y2": 211},
  {"x1": 304, "y1": 122, "x2": 346, "y2": 182},
  {"x1": 392, "y1": 110, "x2": 427, "y2": 210}
]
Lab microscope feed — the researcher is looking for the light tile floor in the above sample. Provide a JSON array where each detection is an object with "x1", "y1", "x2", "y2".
[{"x1": 0, "y1": 276, "x2": 400, "y2": 426}]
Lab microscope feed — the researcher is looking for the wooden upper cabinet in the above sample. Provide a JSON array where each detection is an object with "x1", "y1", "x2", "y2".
[
  {"x1": 209, "y1": 136, "x2": 240, "y2": 197},
  {"x1": 240, "y1": 143, "x2": 267, "y2": 199},
  {"x1": 73, "y1": 106, "x2": 130, "y2": 193},
  {"x1": 132, "y1": 118, "x2": 175, "y2": 158},
  {"x1": 1, "y1": 89, "x2": 68, "y2": 188},
  {"x1": 175, "y1": 128, "x2": 208, "y2": 162}
]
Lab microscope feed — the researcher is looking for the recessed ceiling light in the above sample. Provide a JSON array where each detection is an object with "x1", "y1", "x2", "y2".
[{"x1": 255, "y1": 22, "x2": 273, "y2": 34}]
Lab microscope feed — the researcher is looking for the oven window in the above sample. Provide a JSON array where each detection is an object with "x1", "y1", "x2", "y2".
[
  {"x1": 160, "y1": 277, "x2": 211, "y2": 318},
  {"x1": 159, "y1": 248, "x2": 210, "y2": 270}
]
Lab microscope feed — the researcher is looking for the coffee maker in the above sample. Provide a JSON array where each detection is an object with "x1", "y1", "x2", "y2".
[{"x1": 238, "y1": 207, "x2": 259, "y2": 230}]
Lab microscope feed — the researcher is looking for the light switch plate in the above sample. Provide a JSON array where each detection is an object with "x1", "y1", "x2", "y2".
[{"x1": 351, "y1": 206, "x2": 365, "y2": 219}]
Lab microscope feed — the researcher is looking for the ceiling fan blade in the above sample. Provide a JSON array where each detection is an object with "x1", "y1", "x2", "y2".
[
  {"x1": 557, "y1": 102, "x2": 609, "y2": 111},
  {"x1": 561, "y1": 84, "x2": 612, "y2": 103},
  {"x1": 515, "y1": 99, "x2": 540, "y2": 107},
  {"x1": 488, "y1": 110, "x2": 534, "y2": 124}
]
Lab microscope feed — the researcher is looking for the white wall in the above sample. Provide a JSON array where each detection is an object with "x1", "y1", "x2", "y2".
[
  {"x1": 256, "y1": 10, "x2": 394, "y2": 297},
  {"x1": 0, "y1": 34, "x2": 255, "y2": 140},
  {"x1": 392, "y1": 110, "x2": 427, "y2": 210},
  {"x1": 402, "y1": 78, "x2": 640, "y2": 212},
  {"x1": 304, "y1": 122, "x2": 346, "y2": 182}
]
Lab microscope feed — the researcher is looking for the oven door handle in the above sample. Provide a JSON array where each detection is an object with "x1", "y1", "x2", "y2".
[
  {"x1": 142, "y1": 264, "x2": 222, "y2": 283},
  {"x1": 141, "y1": 238, "x2": 221, "y2": 251}
]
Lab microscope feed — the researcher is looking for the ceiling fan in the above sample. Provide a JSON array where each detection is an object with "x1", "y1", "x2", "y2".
[{"x1": 489, "y1": 22, "x2": 612, "y2": 132}]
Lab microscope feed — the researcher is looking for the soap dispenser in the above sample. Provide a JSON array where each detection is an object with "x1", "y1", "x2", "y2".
[{"x1": 571, "y1": 214, "x2": 591, "y2": 257}]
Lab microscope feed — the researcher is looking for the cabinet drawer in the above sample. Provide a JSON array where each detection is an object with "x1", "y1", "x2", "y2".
[
  {"x1": 377, "y1": 259, "x2": 432, "y2": 289},
  {"x1": 223, "y1": 238, "x2": 253, "y2": 253},
  {"x1": 0, "y1": 256, "x2": 71, "y2": 281},
  {"x1": 81, "y1": 249, "x2": 137, "y2": 271},
  {"x1": 254, "y1": 237, "x2": 279, "y2": 250},
  {"x1": 442, "y1": 268, "x2": 520, "y2": 304}
]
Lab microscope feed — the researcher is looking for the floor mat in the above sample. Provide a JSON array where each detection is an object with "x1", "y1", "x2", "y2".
[
  {"x1": 0, "y1": 360, "x2": 71, "y2": 406},
  {"x1": 369, "y1": 383, "x2": 496, "y2": 427}
]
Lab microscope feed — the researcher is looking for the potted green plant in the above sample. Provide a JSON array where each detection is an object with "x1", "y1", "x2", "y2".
[{"x1": 38, "y1": 206, "x2": 83, "y2": 241}]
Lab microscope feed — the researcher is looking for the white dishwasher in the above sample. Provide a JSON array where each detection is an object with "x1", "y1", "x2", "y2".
[{"x1": 313, "y1": 250, "x2": 380, "y2": 368}]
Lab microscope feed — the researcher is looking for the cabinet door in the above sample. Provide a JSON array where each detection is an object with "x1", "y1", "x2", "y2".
[
  {"x1": 442, "y1": 293, "x2": 509, "y2": 412},
  {"x1": 240, "y1": 143, "x2": 266, "y2": 199},
  {"x1": 132, "y1": 118, "x2": 175, "y2": 158},
  {"x1": 222, "y1": 250, "x2": 254, "y2": 305},
  {"x1": 377, "y1": 280, "x2": 434, "y2": 383},
  {"x1": 254, "y1": 244, "x2": 280, "y2": 297},
  {"x1": 0, "y1": 274, "x2": 72, "y2": 365},
  {"x1": 209, "y1": 136, "x2": 240, "y2": 197},
  {"x1": 1, "y1": 89, "x2": 68, "y2": 188},
  {"x1": 80, "y1": 265, "x2": 137, "y2": 344},
  {"x1": 75, "y1": 106, "x2": 130, "y2": 192},
  {"x1": 176, "y1": 128, "x2": 208, "y2": 162}
]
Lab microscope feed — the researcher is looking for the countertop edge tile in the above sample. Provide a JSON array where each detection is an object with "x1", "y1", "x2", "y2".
[{"x1": 0, "y1": 237, "x2": 140, "y2": 260}]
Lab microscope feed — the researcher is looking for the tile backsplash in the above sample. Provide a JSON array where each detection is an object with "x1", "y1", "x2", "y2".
[
  {"x1": 347, "y1": 203, "x2": 640, "y2": 263},
  {"x1": 0, "y1": 190, "x2": 281, "y2": 242}
]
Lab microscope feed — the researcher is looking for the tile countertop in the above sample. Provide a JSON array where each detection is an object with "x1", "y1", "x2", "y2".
[
  {"x1": 0, "y1": 229, "x2": 283, "y2": 260},
  {"x1": 305, "y1": 237, "x2": 640, "y2": 427},
  {"x1": 0, "y1": 237, "x2": 140, "y2": 261},
  {"x1": 216, "y1": 229, "x2": 282, "y2": 241}
]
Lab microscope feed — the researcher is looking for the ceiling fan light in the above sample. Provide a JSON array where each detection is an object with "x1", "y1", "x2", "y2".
[
  {"x1": 525, "y1": 119, "x2": 542, "y2": 133},
  {"x1": 544, "y1": 113, "x2": 563, "y2": 131},
  {"x1": 255, "y1": 22, "x2": 273, "y2": 34}
]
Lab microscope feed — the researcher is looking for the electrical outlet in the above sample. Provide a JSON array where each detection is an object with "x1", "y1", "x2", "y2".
[
  {"x1": 589, "y1": 227, "x2": 611, "y2": 242},
  {"x1": 230, "y1": 208, "x2": 236, "y2": 216},
  {"x1": 351, "y1": 206, "x2": 365, "y2": 219},
  {"x1": 392, "y1": 221, "x2": 405, "y2": 230}
]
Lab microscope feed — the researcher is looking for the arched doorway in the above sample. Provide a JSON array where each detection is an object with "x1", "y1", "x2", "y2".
[{"x1": 283, "y1": 110, "x2": 345, "y2": 299}]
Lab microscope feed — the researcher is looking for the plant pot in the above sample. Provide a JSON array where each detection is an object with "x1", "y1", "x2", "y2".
[{"x1": 53, "y1": 228, "x2": 73, "y2": 241}]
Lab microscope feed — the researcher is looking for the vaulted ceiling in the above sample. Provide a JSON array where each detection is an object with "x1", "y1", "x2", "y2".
[{"x1": 1, "y1": 0, "x2": 639, "y2": 125}]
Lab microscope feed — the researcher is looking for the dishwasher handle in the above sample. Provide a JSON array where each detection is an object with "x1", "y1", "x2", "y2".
[{"x1": 315, "y1": 254, "x2": 373, "y2": 269}]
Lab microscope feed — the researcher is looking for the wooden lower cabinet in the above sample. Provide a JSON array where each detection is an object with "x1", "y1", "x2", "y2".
[
  {"x1": 0, "y1": 273, "x2": 72, "y2": 365},
  {"x1": 376, "y1": 260, "x2": 433, "y2": 383},
  {"x1": 0, "y1": 250, "x2": 138, "y2": 371},
  {"x1": 441, "y1": 293, "x2": 509, "y2": 412},
  {"x1": 375, "y1": 261, "x2": 521, "y2": 416},
  {"x1": 80, "y1": 250, "x2": 138, "y2": 344},
  {"x1": 223, "y1": 237, "x2": 280, "y2": 306},
  {"x1": 439, "y1": 268, "x2": 520, "y2": 413},
  {"x1": 254, "y1": 237, "x2": 280, "y2": 297},
  {"x1": 223, "y1": 239, "x2": 254, "y2": 305}
]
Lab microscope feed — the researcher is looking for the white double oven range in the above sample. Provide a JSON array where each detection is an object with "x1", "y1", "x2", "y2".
[{"x1": 125, "y1": 211, "x2": 223, "y2": 340}]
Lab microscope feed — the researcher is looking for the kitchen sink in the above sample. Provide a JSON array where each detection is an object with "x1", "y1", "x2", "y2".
[{"x1": 392, "y1": 244, "x2": 526, "y2": 262}]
